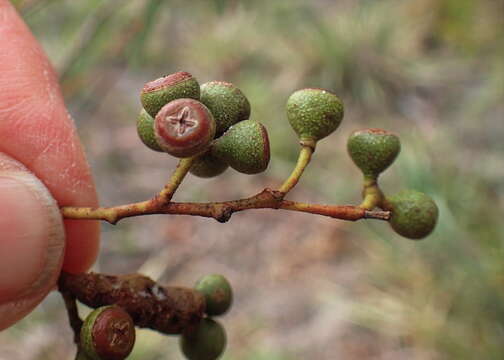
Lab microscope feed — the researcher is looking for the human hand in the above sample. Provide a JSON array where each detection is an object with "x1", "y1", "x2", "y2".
[{"x1": 0, "y1": 0, "x2": 99, "y2": 330}]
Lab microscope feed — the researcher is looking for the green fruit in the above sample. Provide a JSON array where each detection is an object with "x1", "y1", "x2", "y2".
[
  {"x1": 286, "y1": 88, "x2": 344, "y2": 143},
  {"x1": 347, "y1": 128, "x2": 401, "y2": 178},
  {"x1": 180, "y1": 318, "x2": 226, "y2": 360},
  {"x1": 190, "y1": 151, "x2": 229, "y2": 178},
  {"x1": 195, "y1": 274, "x2": 233, "y2": 316},
  {"x1": 386, "y1": 190, "x2": 439, "y2": 239},
  {"x1": 137, "y1": 109, "x2": 163, "y2": 152},
  {"x1": 154, "y1": 98, "x2": 216, "y2": 158},
  {"x1": 200, "y1": 81, "x2": 251, "y2": 136},
  {"x1": 80, "y1": 305, "x2": 136, "y2": 360},
  {"x1": 141, "y1": 71, "x2": 200, "y2": 117},
  {"x1": 212, "y1": 120, "x2": 270, "y2": 174}
]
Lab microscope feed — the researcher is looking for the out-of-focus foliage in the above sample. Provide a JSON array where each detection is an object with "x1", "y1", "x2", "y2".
[{"x1": 2, "y1": 0, "x2": 503, "y2": 359}]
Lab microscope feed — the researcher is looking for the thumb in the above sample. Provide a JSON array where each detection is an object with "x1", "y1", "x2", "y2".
[{"x1": 0, "y1": 153, "x2": 65, "y2": 330}]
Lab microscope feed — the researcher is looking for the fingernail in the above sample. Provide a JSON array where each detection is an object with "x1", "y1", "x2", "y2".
[{"x1": 0, "y1": 171, "x2": 64, "y2": 302}]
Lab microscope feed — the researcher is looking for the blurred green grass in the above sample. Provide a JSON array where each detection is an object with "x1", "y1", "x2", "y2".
[{"x1": 3, "y1": 0, "x2": 504, "y2": 359}]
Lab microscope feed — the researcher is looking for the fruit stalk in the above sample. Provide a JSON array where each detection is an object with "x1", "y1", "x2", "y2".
[
  {"x1": 278, "y1": 145, "x2": 314, "y2": 194},
  {"x1": 359, "y1": 176, "x2": 385, "y2": 210},
  {"x1": 156, "y1": 156, "x2": 197, "y2": 203},
  {"x1": 75, "y1": 350, "x2": 92, "y2": 360}
]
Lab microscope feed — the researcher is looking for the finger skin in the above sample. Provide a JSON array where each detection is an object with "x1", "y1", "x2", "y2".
[
  {"x1": 0, "y1": 1, "x2": 100, "y2": 273},
  {"x1": 0, "y1": 153, "x2": 65, "y2": 330}
]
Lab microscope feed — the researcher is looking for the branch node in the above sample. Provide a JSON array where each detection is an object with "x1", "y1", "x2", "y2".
[
  {"x1": 266, "y1": 188, "x2": 285, "y2": 201},
  {"x1": 214, "y1": 206, "x2": 233, "y2": 223}
]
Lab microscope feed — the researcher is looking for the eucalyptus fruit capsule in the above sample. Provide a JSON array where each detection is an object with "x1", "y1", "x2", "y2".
[
  {"x1": 212, "y1": 120, "x2": 270, "y2": 174},
  {"x1": 286, "y1": 88, "x2": 344, "y2": 144},
  {"x1": 195, "y1": 274, "x2": 233, "y2": 316},
  {"x1": 136, "y1": 108, "x2": 163, "y2": 152},
  {"x1": 347, "y1": 128, "x2": 400, "y2": 179},
  {"x1": 180, "y1": 318, "x2": 226, "y2": 360},
  {"x1": 385, "y1": 190, "x2": 439, "y2": 239},
  {"x1": 80, "y1": 305, "x2": 136, "y2": 360},
  {"x1": 154, "y1": 98, "x2": 216, "y2": 158},
  {"x1": 200, "y1": 81, "x2": 251, "y2": 136},
  {"x1": 190, "y1": 151, "x2": 229, "y2": 178},
  {"x1": 141, "y1": 71, "x2": 200, "y2": 117}
]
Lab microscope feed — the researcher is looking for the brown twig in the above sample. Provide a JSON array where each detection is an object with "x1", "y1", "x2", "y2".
[
  {"x1": 59, "y1": 272, "x2": 206, "y2": 336},
  {"x1": 61, "y1": 188, "x2": 390, "y2": 224},
  {"x1": 58, "y1": 286, "x2": 83, "y2": 345}
]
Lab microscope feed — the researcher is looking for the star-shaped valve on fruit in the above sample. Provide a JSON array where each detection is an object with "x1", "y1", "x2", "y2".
[
  {"x1": 166, "y1": 106, "x2": 198, "y2": 136},
  {"x1": 153, "y1": 99, "x2": 216, "y2": 158}
]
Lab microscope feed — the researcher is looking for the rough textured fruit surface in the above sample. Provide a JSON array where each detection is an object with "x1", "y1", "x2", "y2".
[
  {"x1": 286, "y1": 88, "x2": 344, "y2": 142},
  {"x1": 386, "y1": 190, "x2": 439, "y2": 239},
  {"x1": 347, "y1": 128, "x2": 401, "y2": 178},
  {"x1": 212, "y1": 120, "x2": 270, "y2": 174},
  {"x1": 141, "y1": 71, "x2": 200, "y2": 117},
  {"x1": 200, "y1": 81, "x2": 250, "y2": 136},
  {"x1": 190, "y1": 151, "x2": 229, "y2": 178},
  {"x1": 154, "y1": 99, "x2": 216, "y2": 158},
  {"x1": 80, "y1": 305, "x2": 136, "y2": 360},
  {"x1": 136, "y1": 109, "x2": 163, "y2": 152},
  {"x1": 195, "y1": 274, "x2": 233, "y2": 316},
  {"x1": 180, "y1": 318, "x2": 226, "y2": 360}
]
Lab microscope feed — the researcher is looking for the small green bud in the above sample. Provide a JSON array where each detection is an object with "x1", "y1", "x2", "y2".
[
  {"x1": 195, "y1": 274, "x2": 233, "y2": 316},
  {"x1": 180, "y1": 318, "x2": 226, "y2": 360},
  {"x1": 200, "y1": 81, "x2": 251, "y2": 136},
  {"x1": 136, "y1": 109, "x2": 163, "y2": 152},
  {"x1": 212, "y1": 120, "x2": 270, "y2": 174},
  {"x1": 190, "y1": 151, "x2": 229, "y2": 178},
  {"x1": 347, "y1": 128, "x2": 401, "y2": 179},
  {"x1": 141, "y1": 71, "x2": 200, "y2": 117},
  {"x1": 80, "y1": 305, "x2": 136, "y2": 360},
  {"x1": 154, "y1": 98, "x2": 216, "y2": 158},
  {"x1": 286, "y1": 88, "x2": 344, "y2": 143},
  {"x1": 385, "y1": 190, "x2": 439, "y2": 239}
]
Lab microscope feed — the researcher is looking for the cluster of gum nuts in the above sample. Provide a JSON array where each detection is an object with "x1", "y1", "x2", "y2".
[
  {"x1": 137, "y1": 71, "x2": 437, "y2": 240},
  {"x1": 79, "y1": 274, "x2": 231, "y2": 360},
  {"x1": 78, "y1": 71, "x2": 438, "y2": 359},
  {"x1": 137, "y1": 71, "x2": 270, "y2": 175}
]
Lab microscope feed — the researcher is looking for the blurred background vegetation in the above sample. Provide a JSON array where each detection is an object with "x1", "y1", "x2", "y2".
[{"x1": 1, "y1": 0, "x2": 503, "y2": 359}]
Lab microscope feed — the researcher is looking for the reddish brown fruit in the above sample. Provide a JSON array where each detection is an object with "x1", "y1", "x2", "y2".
[
  {"x1": 80, "y1": 305, "x2": 136, "y2": 360},
  {"x1": 154, "y1": 99, "x2": 216, "y2": 158}
]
